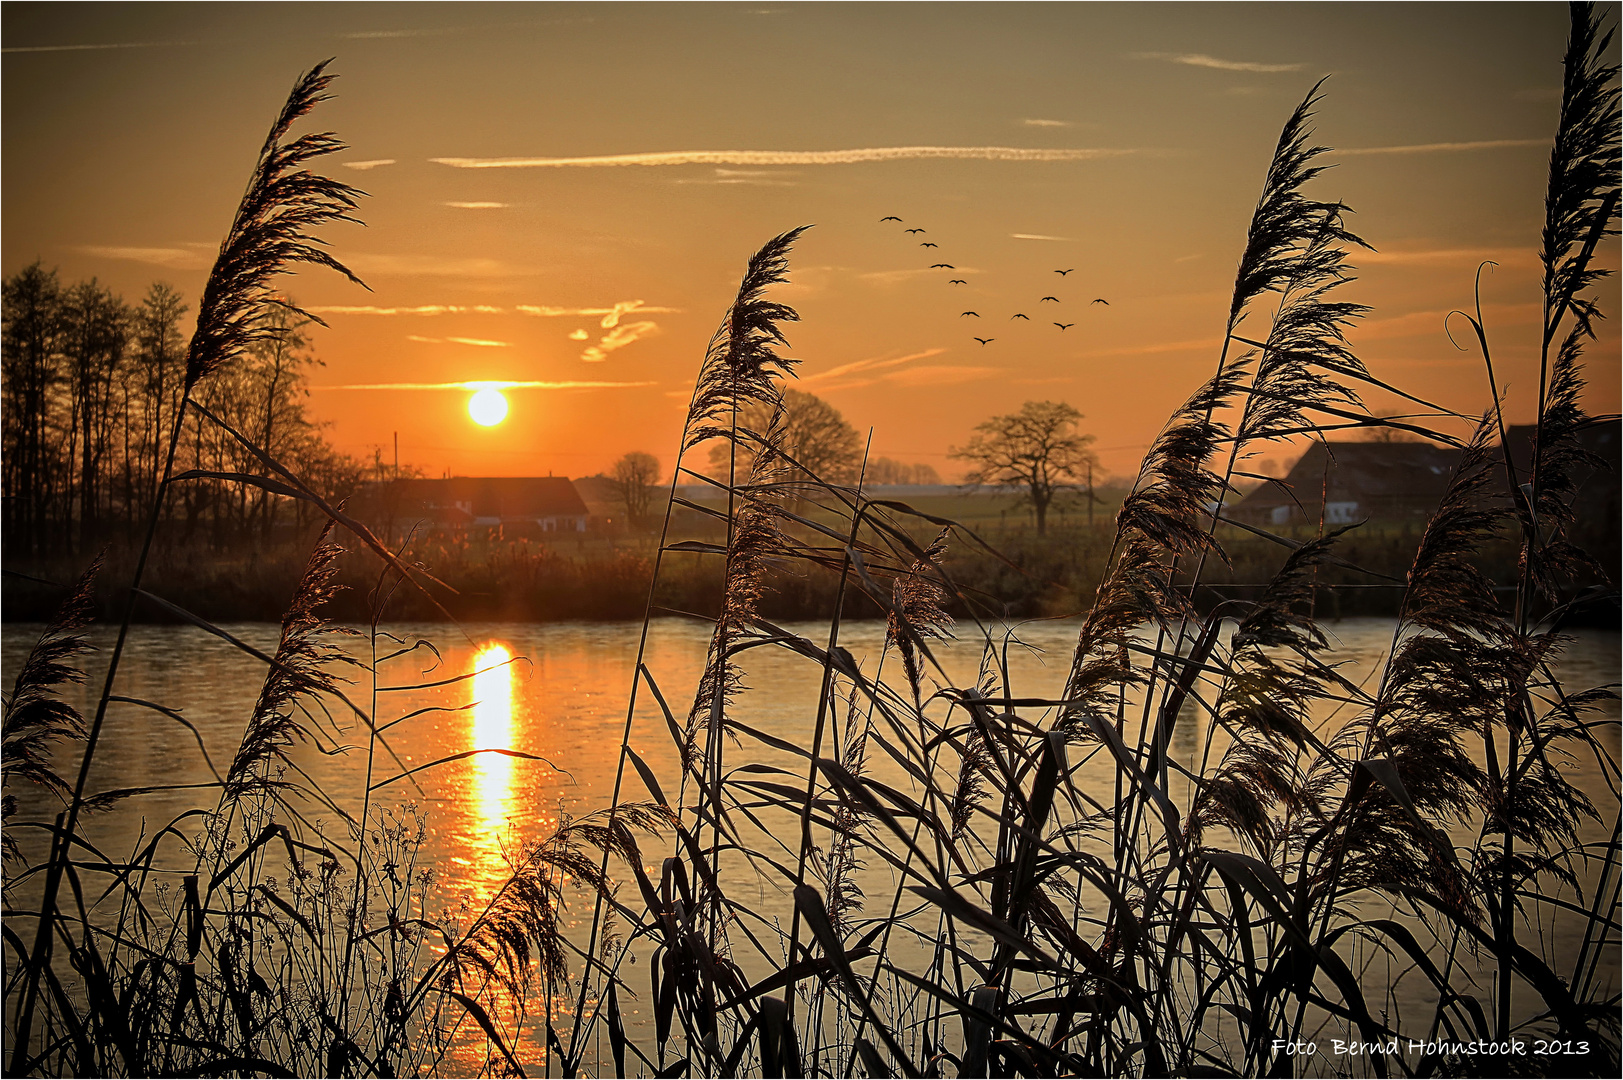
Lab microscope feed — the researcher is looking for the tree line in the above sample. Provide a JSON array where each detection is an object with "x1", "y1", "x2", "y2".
[
  {"x1": 2, "y1": 262, "x2": 363, "y2": 558},
  {"x1": 610, "y1": 387, "x2": 1095, "y2": 534}
]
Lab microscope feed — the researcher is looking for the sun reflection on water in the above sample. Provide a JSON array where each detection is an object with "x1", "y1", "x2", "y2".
[{"x1": 470, "y1": 644, "x2": 516, "y2": 888}]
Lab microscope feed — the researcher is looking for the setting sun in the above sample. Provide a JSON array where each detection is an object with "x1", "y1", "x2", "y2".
[{"x1": 467, "y1": 387, "x2": 508, "y2": 427}]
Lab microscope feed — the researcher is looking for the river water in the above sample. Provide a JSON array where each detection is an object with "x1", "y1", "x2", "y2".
[{"x1": 3, "y1": 616, "x2": 1618, "y2": 1074}]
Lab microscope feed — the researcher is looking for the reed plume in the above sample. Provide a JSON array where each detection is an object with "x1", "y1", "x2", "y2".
[
  {"x1": 1520, "y1": 2, "x2": 1620, "y2": 598},
  {"x1": 1228, "y1": 81, "x2": 1348, "y2": 323},
  {"x1": 885, "y1": 528, "x2": 954, "y2": 706},
  {"x1": 1191, "y1": 533, "x2": 1344, "y2": 853},
  {"x1": 1539, "y1": 2, "x2": 1620, "y2": 348},
  {"x1": 682, "y1": 412, "x2": 789, "y2": 772},
  {"x1": 1062, "y1": 366, "x2": 1243, "y2": 727},
  {"x1": 224, "y1": 523, "x2": 356, "y2": 803},
  {"x1": 1310, "y1": 423, "x2": 1509, "y2": 916},
  {"x1": 185, "y1": 61, "x2": 366, "y2": 392},
  {"x1": 821, "y1": 686, "x2": 871, "y2": 940},
  {"x1": 1, "y1": 558, "x2": 101, "y2": 863},
  {"x1": 683, "y1": 227, "x2": 809, "y2": 454},
  {"x1": 442, "y1": 804, "x2": 670, "y2": 997}
]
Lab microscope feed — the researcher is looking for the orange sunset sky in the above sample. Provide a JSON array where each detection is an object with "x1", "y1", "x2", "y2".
[{"x1": 5, "y1": 2, "x2": 1618, "y2": 481}]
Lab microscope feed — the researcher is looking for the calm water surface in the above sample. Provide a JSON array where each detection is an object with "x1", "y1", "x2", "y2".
[{"x1": 4, "y1": 617, "x2": 1618, "y2": 1073}]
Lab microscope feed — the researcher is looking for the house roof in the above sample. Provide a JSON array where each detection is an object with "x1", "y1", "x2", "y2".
[
  {"x1": 1232, "y1": 441, "x2": 1462, "y2": 511},
  {"x1": 386, "y1": 477, "x2": 588, "y2": 519}
]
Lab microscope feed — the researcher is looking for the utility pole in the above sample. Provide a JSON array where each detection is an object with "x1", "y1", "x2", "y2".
[
  {"x1": 1087, "y1": 460, "x2": 1094, "y2": 526},
  {"x1": 393, "y1": 431, "x2": 399, "y2": 479}
]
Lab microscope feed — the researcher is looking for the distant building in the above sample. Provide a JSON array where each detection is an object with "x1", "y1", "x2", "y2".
[
  {"x1": 1229, "y1": 442, "x2": 1462, "y2": 527},
  {"x1": 1228, "y1": 424, "x2": 1619, "y2": 534},
  {"x1": 1500, "y1": 419, "x2": 1620, "y2": 548},
  {"x1": 363, "y1": 477, "x2": 590, "y2": 535}
]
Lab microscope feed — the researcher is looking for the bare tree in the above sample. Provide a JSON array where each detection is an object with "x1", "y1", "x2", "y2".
[
  {"x1": 127, "y1": 283, "x2": 188, "y2": 533},
  {"x1": 707, "y1": 387, "x2": 862, "y2": 485},
  {"x1": 610, "y1": 451, "x2": 661, "y2": 527},
  {"x1": 2, "y1": 263, "x2": 65, "y2": 554},
  {"x1": 60, "y1": 280, "x2": 129, "y2": 551},
  {"x1": 950, "y1": 400, "x2": 1097, "y2": 534}
]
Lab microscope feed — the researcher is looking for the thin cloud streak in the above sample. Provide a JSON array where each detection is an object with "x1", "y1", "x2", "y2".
[
  {"x1": 1022, "y1": 118, "x2": 1071, "y2": 127},
  {"x1": 1356, "y1": 247, "x2": 1524, "y2": 266},
  {"x1": 316, "y1": 380, "x2": 656, "y2": 390},
  {"x1": 1134, "y1": 51, "x2": 1304, "y2": 73},
  {"x1": 817, "y1": 361, "x2": 1000, "y2": 392},
  {"x1": 344, "y1": 253, "x2": 520, "y2": 277},
  {"x1": 445, "y1": 201, "x2": 508, "y2": 208},
  {"x1": 886, "y1": 365, "x2": 1001, "y2": 387},
  {"x1": 1011, "y1": 233, "x2": 1072, "y2": 242},
  {"x1": 1084, "y1": 337, "x2": 1221, "y2": 358},
  {"x1": 1339, "y1": 139, "x2": 1544, "y2": 156},
  {"x1": 801, "y1": 349, "x2": 948, "y2": 384},
  {"x1": 307, "y1": 302, "x2": 679, "y2": 326},
  {"x1": 309, "y1": 304, "x2": 506, "y2": 315},
  {"x1": 858, "y1": 267, "x2": 979, "y2": 285},
  {"x1": 431, "y1": 146, "x2": 1137, "y2": 168},
  {"x1": 342, "y1": 159, "x2": 396, "y2": 171},
  {"x1": 4, "y1": 39, "x2": 197, "y2": 53},
  {"x1": 75, "y1": 245, "x2": 210, "y2": 270},
  {"x1": 1353, "y1": 302, "x2": 1539, "y2": 342}
]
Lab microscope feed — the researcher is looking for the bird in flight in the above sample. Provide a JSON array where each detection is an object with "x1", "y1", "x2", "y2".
[
  {"x1": 1040, "y1": 296, "x2": 1059, "y2": 303},
  {"x1": 1055, "y1": 268, "x2": 1074, "y2": 276},
  {"x1": 931, "y1": 263, "x2": 955, "y2": 269},
  {"x1": 905, "y1": 228, "x2": 926, "y2": 234},
  {"x1": 920, "y1": 242, "x2": 938, "y2": 248},
  {"x1": 961, "y1": 311, "x2": 980, "y2": 317},
  {"x1": 880, "y1": 216, "x2": 902, "y2": 222},
  {"x1": 1011, "y1": 313, "x2": 1030, "y2": 320},
  {"x1": 1055, "y1": 322, "x2": 1074, "y2": 331},
  {"x1": 949, "y1": 279, "x2": 967, "y2": 285},
  {"x1": 1091, "y1": 298, "x2": 1110, "y2": 305},
  {"x1": 973, "y1": 337, "x2": 995, "y2": 346}
]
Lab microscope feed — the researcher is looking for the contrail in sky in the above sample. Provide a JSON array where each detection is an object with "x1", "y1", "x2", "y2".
[
  {"x1": 315, "y1": 380, "x2": 655, "y2": 390},
  {"x1": 431, "y1": 147, "x2": 1137, "y2": 168}
]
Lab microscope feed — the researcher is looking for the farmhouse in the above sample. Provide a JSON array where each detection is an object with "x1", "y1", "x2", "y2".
[
  {"x1": 1229, "y1": 441, "x2": 1462, "y2": 527},
  {"x1": 1501, "y1": 421, "x2": 1620, "y2": 533},
  {"x1": 1229, "y1": 422, "x2": 1620, "y2": 535},
  {"x1": 363, "y1": 477, "x2": 590, "y2": 535}
]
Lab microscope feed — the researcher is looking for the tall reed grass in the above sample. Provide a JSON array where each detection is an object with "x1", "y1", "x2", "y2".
[{"x1": 4, "y1": 7, "x2": 1619, "y2": 1078}]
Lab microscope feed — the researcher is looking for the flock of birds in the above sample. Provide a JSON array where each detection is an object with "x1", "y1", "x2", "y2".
[{"x1": 878, "y1": 216, "x2": 1108, "y2": 346}]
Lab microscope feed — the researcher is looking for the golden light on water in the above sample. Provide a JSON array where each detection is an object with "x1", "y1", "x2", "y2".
[
  {"x1": 471, "y1": 644, "x2": 515, "y2": 837},
  {"x1": 467, "y1": 387, "x2": 509, "y2": 427}
]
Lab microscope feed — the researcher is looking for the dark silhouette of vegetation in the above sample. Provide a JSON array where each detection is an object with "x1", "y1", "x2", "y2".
[{"x1": 1, "y1": 266, "x2": 362, "y2": 558}]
